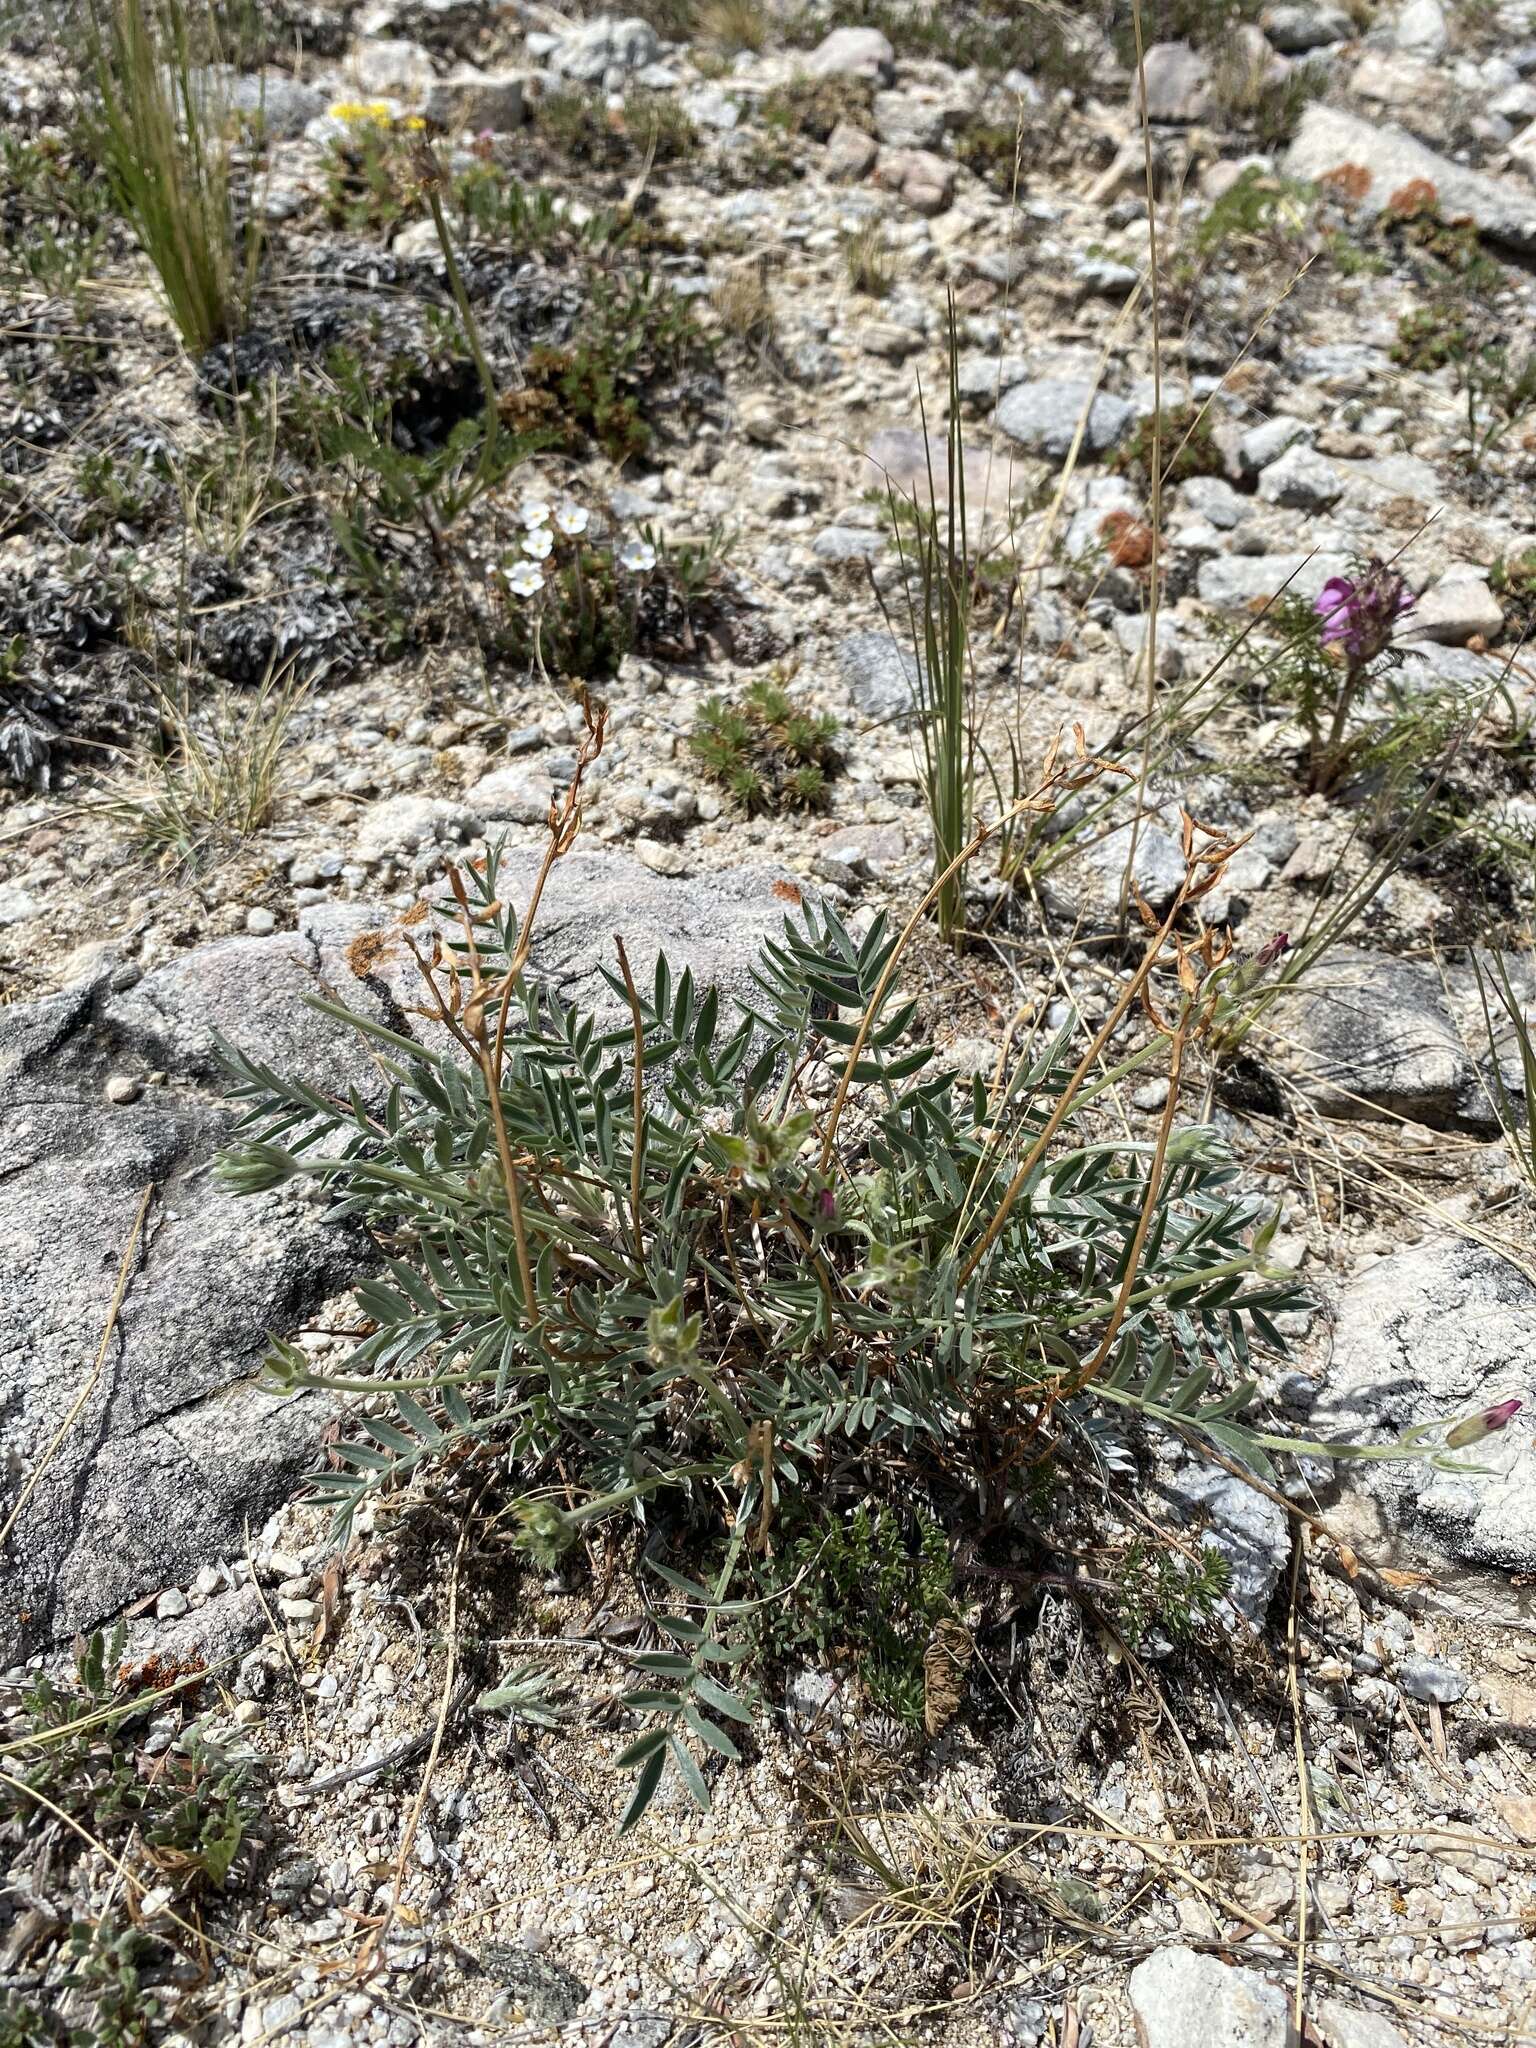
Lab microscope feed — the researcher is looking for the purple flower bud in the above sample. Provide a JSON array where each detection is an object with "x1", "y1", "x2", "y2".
[
  {"x1": 1255, "y1": 932, "x2": 1291, "y2": 970},
  {"x1": 1313, "y1": 562, "x2": 1415, "y2": 664},
  {"x1": 1445, "y1": 1397, "x2": 1522, "y2": 1449}
]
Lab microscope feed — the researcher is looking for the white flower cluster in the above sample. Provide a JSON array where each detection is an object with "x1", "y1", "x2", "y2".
[{"x1": 500, "y1": 493, "x2": 656, "y2": 597}]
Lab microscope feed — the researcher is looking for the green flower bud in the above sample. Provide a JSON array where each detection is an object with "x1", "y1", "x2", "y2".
[
  {"x1": 512, "y1": 1498, "x2": 579, "y2": 1569},
  {"x1": 217, "y1": 1140, "x2": 301, "y2": 1195}
]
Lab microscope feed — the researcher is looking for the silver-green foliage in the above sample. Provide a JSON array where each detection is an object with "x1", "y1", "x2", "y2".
[{"x1": 218, "y1": 845, "x2": 1307, "y2": 1822}]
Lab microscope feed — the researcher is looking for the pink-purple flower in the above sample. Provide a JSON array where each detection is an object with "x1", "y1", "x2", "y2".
[
  {"x1": 1254, "y1": 932, "x2": 1291, "y2": 971},
  {"x1": 1445, "y1": 1397, "x2": 1522, "y2": 1449},
  {"x1": 1314, "y1": 563, "x2": 1415, "y2": 664}
]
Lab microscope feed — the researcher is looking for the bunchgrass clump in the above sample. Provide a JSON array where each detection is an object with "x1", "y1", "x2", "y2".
[
  {"x1": 86, "y1": 0, "x2": 260, "y2": 355},
  {"x1": 1472, "y1": 949, "x2": 1536, "y2": 1197},
  {"x1": 97, "y1": 663, "x2": 307, "y2": 868},
  {"x1": 689, "y1": 671, "x2": 840, "y2": 811},
  {"x1": 888, "y1": 316, "x2": 975, "y2": 941},
  {"x1": 694, "y1": 0, "x2": 769, "y2": 55},
  {"x1": 1207, "y1": 43, "x2": 1327, "y2": 148},
  {"x1": 841, "y1": 218, "x2": 897, "y2": 297},
  {"x1": 711, "y1": 260, "x2": 777, "y2": 350}
]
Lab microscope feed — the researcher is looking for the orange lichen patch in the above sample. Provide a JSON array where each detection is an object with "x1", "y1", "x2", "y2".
[
  {"x1": 1099, "y1": 509, "x2": 1156, "y2": 569},
  {"x1": 117, "y1": 1652, "x2": 207, "y2": 1697},
  {"x1": 771, "y1": 878, "x2": 804, "y2": 905},
  {"x1": 1320, "y1": 162, "x2": 1371, "y2": 202},
  {"x1": 1386, "y1": 177, "x2": 1437, "y2": 219},
  {"x1": 346, "y1": 928, "x2": 396, "y2": 978}
]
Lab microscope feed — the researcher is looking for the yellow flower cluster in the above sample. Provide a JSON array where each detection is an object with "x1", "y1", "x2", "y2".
[{"x1": 327, "y1": 100, "x2": 393, "y2": 125}]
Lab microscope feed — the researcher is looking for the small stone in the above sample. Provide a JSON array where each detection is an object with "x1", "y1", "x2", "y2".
[
  {"x1": 1178, "y1": 475, "x2": 1245, "y2": 527},
  {"x1": 633, "y1": 837, "x2": 687, "y2": 877},
  {"x1": 0, "y1": 885, "x2": 39, "y2": 928},
  {"x1": 347, "y1": 37, "x2": 435, "y2": 99},
  {"x1": 836, "y1": 630, "x2": 921, "y2": 722},
  {"x1": 1256, "y1": 442, "x2": 1343, "y2": 510},
  {"x1": 260, "y1": 1993, "x2": 303, "y2": 2037},
  {"x1": 246, "y1": 907, "x2": 278, "y2": 937},
  {"x1": 824, "y1": 120, "x2": 877, "y2": 180},
  {"x1": 1198, "y1": 552, "x2": 1351, "y2": 608},
  {"x1": 1074, "y1": 254, "x2": 1140, "y2": 298},
  {"x1": 1313, "y1": 1999, "x2": 1412, "y2": 2048},
  {"x1": 421, "y1": 64, "x2": 526, "y2": 133},
  {"x1": 858, "y1": 321, "x2": 924, "y2": 361},
  {"x1": 105, "y1": 1074, "x2": 142, "y2": 1105},
  {"x1": 1261, "y1": 3, "x2": 1354, "y2": 52},
  {"x1": 1114, "y1": 613, "x2": 1184, "y2": 679},
  {"x1": 1495, "y1": 1792, "x2": 1536, "y2": 1844},
  {"x1": 156, "y1": 1588, "x2": 189, "y2": 1619},
  {"x1": 545, "y1": 15, "x2": 658, "y2": 83},
  {"x1": 812, "y1": 524, "x2": 887, "y2": 561},
  {"x1": 871, "y1": 146, "x2": 955, "y2": 215},
  {"x1": 956, "y1": 354, "x2": 1029, "y2": 400},
  {"x1": 995, "y1": 380, "x2": 1132, "y2": 458},
  {"x1": 1239, "y1": 414, "x2": 1308, "y2": 474},
  {"x1": 1138, "y1": 41, "x2": 1214, "y2": 123},
  {"x1": 804, "y1": 26, "x2": 895, "y2": 82},
  {"x1": 873, "y1": 90, "x2": 945, "y2": 151},
  {"x1": 1129, "y1": 1947, "x2": 1292, "y2": 2046},
  {"x1": 1407, "y1": 574, "x2": 1504, "y2": 647},
  {"x1": 463, "y1": 764, "x2": 551, "y2": 824},
  {"x1": 1395, "y1": 0, "x2": 1447, "y2": 59},
  {"x1": 1396, "y1": 1655, "x2": 1468, "y2": 1705}
]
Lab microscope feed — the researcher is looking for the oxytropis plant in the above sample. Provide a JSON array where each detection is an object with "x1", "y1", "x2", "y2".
[
  {"x1": 217, "y1": 727, "x2": 1515, "y2": 1827},
  {"x1": 1268, "y1": 558, "x2": 1417, "y2": 794}
]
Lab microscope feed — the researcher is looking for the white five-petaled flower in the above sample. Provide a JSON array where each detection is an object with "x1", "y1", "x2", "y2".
[
  {"x1": 521, "y1": 525, "x2": 554, "y2": 560},
  {"x1": 520, "y1": 496, "x2": 552, "y2": 529},
  {"x1": 620, "y1": 537, "x2": 656, "y2": 573},
  {"x1": 506, "y1": 562, "x2": 544, "y2": 597},
  {"x1": 555, "y1": 501, "x2": 589, "y2": 536}
]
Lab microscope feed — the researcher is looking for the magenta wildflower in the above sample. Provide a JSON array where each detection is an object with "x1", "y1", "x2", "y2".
[
  {"x1": 1314, "y1": 563, "x2": 1415, "y2": 664},
  {"x1": 1445, "y1": 1397, "x2": 1522, "y2": 1449},
  {"x1": 1254, "y1": 932, "x2": 1291, "y2": 970}
]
